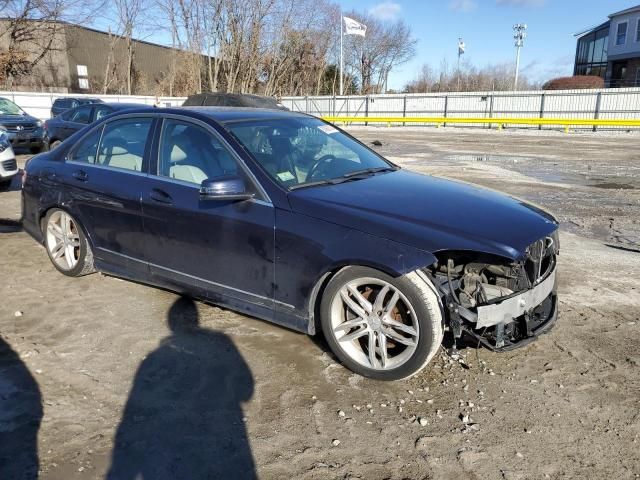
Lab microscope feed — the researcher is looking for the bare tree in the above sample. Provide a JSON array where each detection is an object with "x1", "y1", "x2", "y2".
[
  {"x1": 0, "y1": 0, "x2": 96, "y2": 88},
  {"x1": 404, "y1": 60, "x2": 539, "y2": 93}
]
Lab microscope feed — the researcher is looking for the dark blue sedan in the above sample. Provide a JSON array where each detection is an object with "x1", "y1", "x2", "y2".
[
  {"x1": 22, "y1": 107, "x2": 559, "y2": 380},
  {"x1": 44, "y1": 102, "x2": 148, "y2": 150}
]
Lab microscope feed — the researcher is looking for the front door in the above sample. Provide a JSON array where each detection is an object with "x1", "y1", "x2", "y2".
[{"x1": 141, "y1": 117, "x2": 276, "y2": 315}]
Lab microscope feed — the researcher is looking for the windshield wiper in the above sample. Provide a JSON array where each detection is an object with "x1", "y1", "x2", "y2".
[
  {"x1": 342, "y1": 166, "x2": 397, "y2": 178},
  {"x1": 289, "y1": 179, "x2": 342, "y2": 190},
  {"x1": 289, "y1": 166, "x2": 398, "y2": 191}
]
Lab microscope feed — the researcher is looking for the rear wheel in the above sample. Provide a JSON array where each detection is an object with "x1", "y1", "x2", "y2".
[
  {"x1": 44, "y1": 209, "x2": 95, "y2": 276},
  {"x1": 320, "y1": 266, "x2": 443, "y2": 381}
]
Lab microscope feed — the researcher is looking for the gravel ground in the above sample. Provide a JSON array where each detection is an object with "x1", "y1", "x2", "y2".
[{"x1": 1, "y1": 128, "x2": 639, "y2": 480}]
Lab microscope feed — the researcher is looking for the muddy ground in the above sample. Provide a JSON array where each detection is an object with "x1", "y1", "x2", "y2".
[{"x1": 1, "y1": 128, "x2": 639, "y2": 480}]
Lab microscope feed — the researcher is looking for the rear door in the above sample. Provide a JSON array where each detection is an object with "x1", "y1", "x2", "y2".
[
  {"x1": 60, "y1": 105, "x2": 93, "y2": 140},
  {"x1": 62, "y1": 116, "x2": 155, "y2": 274},
  {"x1": 140, "y1": 116, "x2": 276, "y2": 313}
]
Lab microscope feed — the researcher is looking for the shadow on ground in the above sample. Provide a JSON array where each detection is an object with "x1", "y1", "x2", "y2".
[
  {"x1": 0, "y1": 335, "x2": 43, "y2": 479},
  {"x1": 107, "y1": 296, "x2": 257, "y2": 480}
]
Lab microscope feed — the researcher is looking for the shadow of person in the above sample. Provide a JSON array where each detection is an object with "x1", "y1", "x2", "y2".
[
  {"x1": 0, "y1": 335, "x2": 43, "y2": 480},
  {"x1": 107, "y1": 297, "x2": 256, "y2": 480}
]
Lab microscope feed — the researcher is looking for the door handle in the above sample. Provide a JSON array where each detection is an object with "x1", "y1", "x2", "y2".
[
  {"x1": 72, "y1": 170, "x2": 88, "y2": 182},
  {"x1": 149, "y1": 188, "x2": 173, "y2": 205}
]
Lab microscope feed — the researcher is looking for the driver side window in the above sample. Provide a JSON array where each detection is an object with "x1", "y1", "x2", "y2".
[{"x1": 158, "y1": 119, "x2": 239, "y2": 185}]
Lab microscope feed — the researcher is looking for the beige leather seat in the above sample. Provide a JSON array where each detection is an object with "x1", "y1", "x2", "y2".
[{"x1": 99, "y1": 142, "x2": 142, "y2": 172}]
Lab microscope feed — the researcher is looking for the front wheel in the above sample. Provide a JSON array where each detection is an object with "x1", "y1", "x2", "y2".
[
  {"x1": 320, "y1": 266, "x2": 443, "y2": 381},
  {"x1": 44, "y1": 209, "x2": 95, "y2": 277}
]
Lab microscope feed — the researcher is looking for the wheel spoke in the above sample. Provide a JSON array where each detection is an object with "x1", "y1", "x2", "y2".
[
  {"x1": 377, "y1": 332, "x2": 388, "y2": 368},
  {"x1": 340, "y1": 288, "x2": 367, "y2": 319},
  {"x1": 384, "y1": 317, "x2": 418, "y2": 337},
  {"x1": 334, "y1": 317, "x2": 367, "y2": 333},
  {"x1": 47, "y1": 223, "x2": 63, "y2": 239},
  {"x1": 61, "y1": 214, "x2": 71, "y2": 235},
  {"x1": 373, "y1": 285, "x2": 390, "y2": 312},
  {"x1": 346, "y1": 284, "x2": 372, "y2": 314},
  {"x1": 368, "y1": 332, "x2": 377, "y2": 368},
  {"x1": 51, "y1": 242, "x2": 65, "y2": 259},
  {"x1": 65, "y1": 244, "x2": 76, "y2": 269},
  {"x1": 67, "y1": 234, "x2": 80, "y2": 247},
  {"x1": 382, "y1": 291, "x2": 400, "y2": 316},
  {"x1": 338, "y1": 327, "x2": 368, "y2": 343},
  {"x1": 382, "y1": 326, "x2": 416, "y2": 347}
]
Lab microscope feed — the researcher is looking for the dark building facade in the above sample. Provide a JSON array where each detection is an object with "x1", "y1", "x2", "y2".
[
  {"x1": 1, "y1": 20, "x2": 195, "y2": 94},
  {"x1": 574, "y1": 5, "x2": 640, "y2": 87}
]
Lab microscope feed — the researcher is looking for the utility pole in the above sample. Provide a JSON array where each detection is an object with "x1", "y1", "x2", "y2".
[
  {"x1": 457, "y1": 37, "x2": 465, "y2": 91},
  {"x1": 513, "y1": 23, "x2": 527, "y2": 90},
  {"x1": 340, "y1": 12, "x2": 344, "y2": 96}
]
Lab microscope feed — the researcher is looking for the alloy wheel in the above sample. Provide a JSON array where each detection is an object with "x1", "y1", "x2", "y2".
[
  {"x1": 329, "y1": 277, "x2": 420, "y2": 370},
  {"x1": 45, "y1": 211, "x2": 81, "y2": 270}
]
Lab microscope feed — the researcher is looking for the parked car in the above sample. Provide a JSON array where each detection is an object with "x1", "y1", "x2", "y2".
[
  {"x1": 22, "y1": 108, "x2": 559, "y2": 380},
  {"x1": 0, "y1": 127, "x2": 18, "y2": 187},
  {"x1": 44, "y1": 102, "x2": 149, "y2": 150},
  {"x1": 50, "y1": 97, "x2": 103, "y2": 118},
  {"x1": 0, "y1": 97, "x2": 45, "y2": 153},
  {"x1": 183, "y1": 93, "x2": 288, "y2": 110}
]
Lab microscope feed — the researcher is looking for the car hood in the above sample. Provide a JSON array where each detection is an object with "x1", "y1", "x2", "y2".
[
  {"x1": 0, "y1": 113, "x2": 39, "y2": 125},
  {"x1": 287, "y1": 169, "x2": 558, "y2": 260}
]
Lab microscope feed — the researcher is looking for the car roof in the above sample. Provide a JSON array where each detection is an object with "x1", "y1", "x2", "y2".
[
  {"x1": 106, "y1": 102, "x2": 152, "y2": 110},
  {"x1": 92, "y1": 106, "x2": 310, "y2": 123},
  {"x1": 179, "y1": 106, "x2": 307, "y2": 123}
]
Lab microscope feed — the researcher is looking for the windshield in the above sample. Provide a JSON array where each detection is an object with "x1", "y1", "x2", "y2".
[
  {"x1": 0, "y1": 98, "x2": 25, "y2": 115},
  {"x1": 226, "y1": 117, "x2": 394, "y2": 189}
]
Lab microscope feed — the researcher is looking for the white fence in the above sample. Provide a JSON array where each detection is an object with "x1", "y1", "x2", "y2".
[
  {"x1": 4, "y1": 88, "x2": 640, "y2": 129},
  {"x1": 281, "y1": 87, "x2": 640, "y2": 129},
  {"x1": 0, "y1": 91, "x2": 186, "y2": 120}
]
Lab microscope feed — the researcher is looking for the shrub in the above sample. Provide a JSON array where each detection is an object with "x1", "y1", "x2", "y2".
[{"x1": 542, "y1": 76, "x2": 605, "y2": 90}]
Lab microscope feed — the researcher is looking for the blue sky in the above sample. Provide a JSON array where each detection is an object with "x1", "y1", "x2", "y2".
[{"x1": 341, "y1": 0, "x2": 637, "y2": 89}]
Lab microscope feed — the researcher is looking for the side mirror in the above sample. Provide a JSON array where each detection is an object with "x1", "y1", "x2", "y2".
[{"x1": 199, "y1": 175, "x2": 254, "y2": 201}]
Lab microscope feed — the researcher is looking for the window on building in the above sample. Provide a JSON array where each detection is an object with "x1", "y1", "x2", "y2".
[
  {"x1": 574, "y1": 25, "x2": 609, "y2": 80},
  {"x1": 78, "y1": 78, "x2": 90, "y2": 90},
  {"x1": 636, "y1": 18, "x2": 640, "y2": 42},
  {"x1": 616, "y1": 22, "x2": 627, "y2": 45}
]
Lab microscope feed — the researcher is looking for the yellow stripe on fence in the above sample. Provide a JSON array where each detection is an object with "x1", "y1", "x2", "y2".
[{"x1": 321, "y1": 116, "x2": 640, "y2": 130}]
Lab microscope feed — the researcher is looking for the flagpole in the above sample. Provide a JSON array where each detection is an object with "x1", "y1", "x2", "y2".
[{"x1": 340, "y1": 13, "x2": 344, "y2": 96}]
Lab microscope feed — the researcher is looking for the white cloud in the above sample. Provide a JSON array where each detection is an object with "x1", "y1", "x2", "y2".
[
  {"x1": 369, "y1": 1, "x2": 402, "y2": 20},
  {"x1": 449, "y1": 0, "x2": 478, "y2": 13},
  {"x1": 496, "y1": 0, "x2": 546, "y2": 6}
]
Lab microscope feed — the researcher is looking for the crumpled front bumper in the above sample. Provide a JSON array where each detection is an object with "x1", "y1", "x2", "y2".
[{"x1": 452, "y1": 265, "x2": 558, "y2": 352}]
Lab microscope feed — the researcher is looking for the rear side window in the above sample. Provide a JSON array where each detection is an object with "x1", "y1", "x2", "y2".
[
  {"x1": 69, "y1": 127, "x2": 103, "y2": 164},
  {"x1": 96, "y1": 118, "x2": 153, "y2": 172},
  {"x1": 69, "y1": 106, "x2": 92, "y2": 124},
  {"x1": 94, "y1": 106, "x2": 112, "y2": 121}
]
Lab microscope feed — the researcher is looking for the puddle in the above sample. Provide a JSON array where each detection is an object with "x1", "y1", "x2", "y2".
[
  {"x1": 590, "y1": 182, "x2": 637, "y2": 190},
  {"x1": 406, "y1": 153, "x2": 639, "y2": 190}
]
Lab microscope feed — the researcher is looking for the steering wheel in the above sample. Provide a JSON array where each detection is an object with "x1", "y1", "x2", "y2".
[{"x1": 306, "y1": 154, "x2": 337, "y2": 181}]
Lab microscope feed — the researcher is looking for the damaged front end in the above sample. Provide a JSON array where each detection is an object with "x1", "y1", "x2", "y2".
[{"x1": 429, "y1": 230, "x2": 559, "y2": 351}]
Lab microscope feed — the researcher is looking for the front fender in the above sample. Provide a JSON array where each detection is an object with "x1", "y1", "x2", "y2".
[{"x1": 275, "y1": 210, "x2": 437, "y2": 333}]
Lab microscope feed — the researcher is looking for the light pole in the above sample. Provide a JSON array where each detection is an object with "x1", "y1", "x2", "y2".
[
  {"x1": 513, "y1": 23, "x2": 527, "y2": 90},
  {"x1": 457, "y1": 37, "x2": 465, "y2": 91}
]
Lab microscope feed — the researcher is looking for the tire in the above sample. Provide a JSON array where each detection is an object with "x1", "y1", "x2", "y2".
[
  {"x1": 320, "y1": 266, "x2": 443, "y2": 381},
  {"x1": 43, "y1": 209, "x2": 95, "y2": 277}
]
